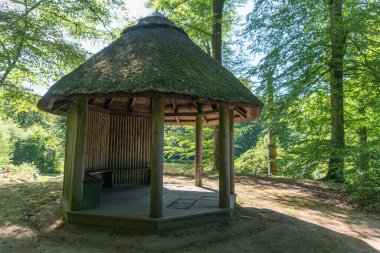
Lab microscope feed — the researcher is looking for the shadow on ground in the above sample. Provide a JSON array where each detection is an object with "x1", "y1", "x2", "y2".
[{"x1": 0, "y1": 174, "x2": 379, "y2": 253}]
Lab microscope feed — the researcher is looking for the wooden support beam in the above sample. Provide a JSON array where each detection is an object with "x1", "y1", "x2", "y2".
[
  {"x1": 218, "y1": 105, "x2": 230, "y2": 208},
  {"x1": 127, "y1": 97, "x2": 134, "y2": 112},
  {"x1": 234, "y1": 107, "x2": 247, "y2": 119},
  {"x1": 164, "y1": 111, "x2": 218, "y2": 117},
  {"x1": 172, "y1": 98, "x2": 178, "y2": 112},
  {"x1": 194, "y1": 102, "x2": 202, "y2": 113},
  {"x1": 89, "y1": 105, "x2": 151, "y2": 117},
  {"x1": 150, "y1": 97, "x2": 165, "y2": 218},
  {"x1": 72, "y1": 99, "x2": 88, "y2": 211},
  {"x1": 211, "y1": 104, "x2": 218, "y2": 111},
  {"x1": 194, "y1": 102, "x2": 208, "y2": 123},
  {"x1": 172, "y1": 99, "x2": 180, "y2": 123},
  {"x1": 229, "y1": 109, "x2": 235, "y2": 195},
  {"x1": 195, "y1": 115, "x2": 202, "y2": 187},
  {"x1": 104, "y1": 98, "x2": 113, "y2": 109}
]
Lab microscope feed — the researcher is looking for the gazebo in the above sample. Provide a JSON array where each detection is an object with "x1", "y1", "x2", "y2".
[{"x1": 38, "y1": 12, "x2": 263, "y2": 230}]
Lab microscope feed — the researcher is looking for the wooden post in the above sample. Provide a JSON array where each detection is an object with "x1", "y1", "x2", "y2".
[
  {"x1": 195, "y1": 115, "x2": 202, "y2": 187},
  {"x1": 218, "y1": 105, "x2": 230, "y2": 208},
  {"x1": 229, "y1": 109, "x2": 235, "y2": 195},
  {"x1": 150, "y1": 97, "x2": 165, "y2": 218},
  {"x1": 72, "y1": 99, "x2": 88, "y2": 211}
]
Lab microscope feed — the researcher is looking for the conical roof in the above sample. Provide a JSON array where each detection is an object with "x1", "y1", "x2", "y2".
[{"x1": 38, "y1": 13, "x2": 263, "y2": 124}]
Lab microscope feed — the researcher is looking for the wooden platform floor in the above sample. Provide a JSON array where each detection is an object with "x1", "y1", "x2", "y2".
[{"x1": 65, "y1": 184, "x2": 235, "y2": 230}]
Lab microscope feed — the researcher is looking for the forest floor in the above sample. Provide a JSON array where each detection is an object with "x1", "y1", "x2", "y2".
[{"x1": 0, "y1": 173, "x2": 379, "y2": 253}]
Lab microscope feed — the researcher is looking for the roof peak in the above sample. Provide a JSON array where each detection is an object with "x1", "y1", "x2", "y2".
[
  {"x1": 123, "y1": 11, "x2": 185, "y2": 35},
  {"x1": 137, "y1": 11, "x2": 175, "y2": 27},
  {"x1": 148, "y1": 10, "x2": 166, "y2": 18}
]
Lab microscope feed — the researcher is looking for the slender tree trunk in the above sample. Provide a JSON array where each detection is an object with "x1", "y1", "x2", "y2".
[
  {"x1": 212, "y1": 0, "x2": 225, "y2": 171},
  {"x1": 0, "y1": 42, "x2": 24, "y2": 86},
  {"x1": 358, "y1": 101, "x2": 369, "y2": 172},
  {"x1": 268, "y1": 130, "x2": 278, "y2": 175},
  {"x1": 326, "y1": 0, "x2": 346, "y2": 182},
  {"x1": 266, "y1": 69, "x2": 277, "y2": 175},
  {"x1": 358, "y1": 126, "x2": 369, "y2": 171}
]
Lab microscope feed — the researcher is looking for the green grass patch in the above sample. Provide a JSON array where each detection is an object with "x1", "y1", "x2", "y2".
[{"x1": 0, "y1": 174, "x2": 62, "y2": 225}]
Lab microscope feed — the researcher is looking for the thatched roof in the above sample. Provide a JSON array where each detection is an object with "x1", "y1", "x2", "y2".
[{"x1": 38, "y1": 12, "x2": 263, "y2": 125}]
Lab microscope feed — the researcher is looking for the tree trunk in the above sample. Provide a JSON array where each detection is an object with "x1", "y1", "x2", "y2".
[
  {"x1": 212, "y1": 0, "x2": 225, "y2": 171},
  {"x1": 266, "y1": 68, "x2": 277, "y2": 175},
  {"x1": 326, "y1": 0, "x2": 346, "y2": 182},
  {"x1": 358, "y1": 101, "x2": 369, "y2": 172},
  {"x1": 268, "y1": 130, "x2": 278, "y2": 175},
  {"x1": 358, "y1": 126, "x2": 369, "y2": 172}
]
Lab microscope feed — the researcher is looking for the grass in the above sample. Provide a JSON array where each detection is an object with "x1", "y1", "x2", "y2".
[
  {"x1": 164, "y1": 162, "x2": 193, "y2": 175},
  {"x1": 0, "y1": 174, "x2": 62, "y2": 226},
  {"x1": 163, "y1": 162, "x2": 217, "y2": 175}
]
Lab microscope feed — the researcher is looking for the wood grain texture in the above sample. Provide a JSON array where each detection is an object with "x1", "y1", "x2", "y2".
[
  {"x1": 218, "y1": 105, "x2": 230, "y2": 208},
  {"x1": 229, "y1": 109, "x2": 235, "y2": 195},
  {"x1": 150, "y1": 97, "x2": 165, "y2": 218},
  {"x1": 195, "y1": 115, "x2": 202, "y2": 187}
]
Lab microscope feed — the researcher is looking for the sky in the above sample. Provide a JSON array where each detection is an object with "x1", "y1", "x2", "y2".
[{"x1": 125, "y1": 0, "x2": 151, "y2": 19}]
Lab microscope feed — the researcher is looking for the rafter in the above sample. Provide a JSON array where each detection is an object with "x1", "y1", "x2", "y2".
[
  {"x1": 51, "y1": 100, "x2": 68, "y2": 111},
  {"x1": 127, "y1": 97, "x2": 134, "y2": 112},
  {"x1": 104, "y1": 98, "x2": 113, "y2": 109},
  {"x1": 172, "y1": 98, "x2": 180, "y2": 123},
  {"x1": 234, "y1": 107, "x2": 247, "y2": 119}
]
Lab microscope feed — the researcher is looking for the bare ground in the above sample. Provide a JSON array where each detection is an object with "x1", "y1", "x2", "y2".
[{"x1": 0, "y1": 174, "x2": 379, "y2": 253}]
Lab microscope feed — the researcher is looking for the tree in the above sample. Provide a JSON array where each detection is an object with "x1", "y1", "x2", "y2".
[
  {"x1": 0, "y1": 0, "x2": 126, "y2": 108},
  {"x1": 325, "y1": 0, "x2": 346, "y2": 182},
  {"x1": 211, "y1": 0, "x2": 226, "y2": 171},
  {"x1": 245, "y1": 0, "x2": 380, "y2": 181}
]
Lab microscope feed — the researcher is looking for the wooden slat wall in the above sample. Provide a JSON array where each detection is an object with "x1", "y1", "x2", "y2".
[
  {"x1": 85, "y1": 110, "x2": 110, "y2": 171},
  {"x1": 83, "y1": 110, "x2": 151, "y2": 186},
  {"x1": 108, "y1": 115, "x2": 151, "y2": 185}
]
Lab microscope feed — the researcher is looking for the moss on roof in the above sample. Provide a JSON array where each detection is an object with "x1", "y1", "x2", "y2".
[{"x1": 38, "y1": 14, "x2": 263, "y2": 111}]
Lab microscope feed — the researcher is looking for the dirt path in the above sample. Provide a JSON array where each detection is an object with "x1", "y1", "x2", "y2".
[{"x1": 0, "y1": 174, "x2": 379, "y2": 253}]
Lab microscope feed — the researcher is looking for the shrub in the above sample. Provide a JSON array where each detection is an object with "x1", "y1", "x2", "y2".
[
  {"x1": 345, "y1": 186, "x2": 380, "y2": 213},
  {"x1": 0, "y1": 117, "x2": 18, "y2": 167},
  {"x1": 3, "y1": 163, "x2": 39, "y2": 181},
  {"x1": 12, "y1": 125, "x2": 62, "y2": 173},
  {"x1": 235, "y1": 136, "x2": 284, "y2": 174}
]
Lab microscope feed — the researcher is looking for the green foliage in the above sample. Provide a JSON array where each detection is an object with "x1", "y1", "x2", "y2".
[
  {"x1": 164, "y1": 125, "x2": 214, "y2": 170},
  {"x1": 3, "y1": 163, "x2": 40, "y2": 181},
  {"x1": 234, "y1": 121, "x2": 263, "y2": 157},
  {"x1": 244, "y1": 0, "x2": 380, "y2": 178},
  {"x1": 235, "y1": 135, "x2": 284, "y2": 175},
  {"x1": 147, "y1": 0, "x2": 245, "y2": 54},
  {"x1": 0, "y1": 117, "x2": 17, "y2": 167},
  {"x1": 345, "y1": 185, "x2": 380, "y2": 213},
  {"x1": 0, "y1": 0, "x2": 127, "y2": 107},
  {"x1": 12, "y1": 124, "x2": 62, "y2": 173}
]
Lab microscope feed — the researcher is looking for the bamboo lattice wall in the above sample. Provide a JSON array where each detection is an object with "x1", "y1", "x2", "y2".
[{"x1": 84, "y1": 109, "x2": 151, "y2": 185}]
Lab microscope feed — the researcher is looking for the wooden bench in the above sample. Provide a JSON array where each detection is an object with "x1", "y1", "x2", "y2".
[{"x1": 86, "y1": 168, "x2": 151, "y2": 188}]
